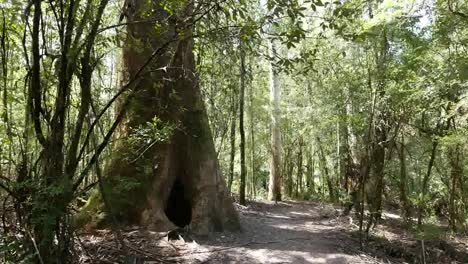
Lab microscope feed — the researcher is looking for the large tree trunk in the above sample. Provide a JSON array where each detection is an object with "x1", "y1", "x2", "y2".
[
  {"x1": 96, "y1": 0, "x2": 239, "y2": 234},
  {"x1": 267, "y1": 38, "x2": 282, "y2": 202}
]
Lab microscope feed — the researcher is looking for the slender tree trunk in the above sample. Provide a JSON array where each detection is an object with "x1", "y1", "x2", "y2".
[
  {"x1": 296, "y1": 137, "x2": 304, "y2": 197},
  {"x1": 239, "y1": 41, "x2": 247, "y2": 206},
  {"x1": 398, "y1": 136, "x2": 410, "y2": 221},
  {"x1": 295, "y1": 147, "x2": 299, "y2": 197},
  {"x1": 449, "y1": 159, "x2": 457, "y2": 232},
  {"x1": 359, "y1": 38, "x2": 377, "y2": 246},
  {"x1": 417, "y1": 141, "x2": 438, "y2": 227},
  {"x1": 249, "y1": 62, "x2": 256, "y2": 199},
  {"x1": 448, "y1": 144, "x2": 462, "y2": 231},
  {"x1": 1, "y1": 16, "x2": 13, "y2": 175},
  {"x1": 228, "y1": 89, "x2": 237, "y2": 192},
  {"x1": 339, "y1": 89, "x2": 352, "y2": 193},
  {"x1": 367, "y1": 29, "x2": 390, "y2": 228},
  {"x1": 367, "y1": 124, "x2": 386, "y2": 225},
  {"x1": 317, "y1": 137, "x2": 335, "y2": 202},
  {"x1": 358, "y1": 150, "x2": 371, "y2": 248},
  {"x1": 267, "y1": 38, "x2": 282, "y2": 202},
  {"x1": 283, "y1": 147, "x2": 293, "y2": 197},
  {"x1": 306, "y1": 149, "x2": 315, "y2": 194},
  {"x1": 287, "y1": 158, "x2": 295, "y2": 197},
  {"x1": 336, "y1": 121, "x2": 341, "y2": 189}
]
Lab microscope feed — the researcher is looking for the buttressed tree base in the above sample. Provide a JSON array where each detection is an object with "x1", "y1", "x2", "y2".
[{"x1": 82, "y1": 0, "x2": 240, "y2": 234}]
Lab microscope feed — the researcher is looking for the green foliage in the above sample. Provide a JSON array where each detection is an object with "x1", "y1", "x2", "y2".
[
  {"x1": 126, "y1": 117, "x2": 176, "y2": 161},
  {"x1": 200, "y1": 0, "x2": 468, "y2": 236},
  {"x1": 76, "y1": 117, "x2": 176, "y2": 227},
  {"x1": 0, "y1": 235, "x2": 35, "y2": 264},
  {"x1": 415, "y1": 223, "x2": 447, "y2": 241},
  {"x1": 75, "y1": 176, "x2": 142, "y2": 228},
  {"x1": 0, "y1": 0, "x2": 467, "y2": 261}
]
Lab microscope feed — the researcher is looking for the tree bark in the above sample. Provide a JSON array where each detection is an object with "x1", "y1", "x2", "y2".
[
  {"x1": 306, "y1": 149, "x2": 315, "y2": 194},
  {"x1": 267, "y1": 38, "x2": 282, "y2": 202},
  {"x1": 283, "y1": 147, "x2": 293, "y2": 197},
  {"x1": 398, "y1": 136, "x2": 410, "y2": 220},
  {"x1": 93, "y1": 0, "x2": 239, "y2": 234},
  {"x1": 228, "y1": 87, "x2": 237, "y2": 192},
  {"x1": 417, "y1": 141, "x2": 438, "y2": 227},
  {"x1": 239, "y1": 40, "x2": 247, "y2": 206},
  {"x1": 296, "y1": 137, "x2": 304, "y2": 197},
  {"x1": 448, "y1": 144, "x2": 462, "y2": 231},
  {"x1": 249, "y1": 66, "x2": 256, "y2": 199},
  {"x1": 366, "y1": 28, "x2": 389, "y2": 228},
  {"x1": 317, "y1": 137, "x2": 336, "y2": 202}
]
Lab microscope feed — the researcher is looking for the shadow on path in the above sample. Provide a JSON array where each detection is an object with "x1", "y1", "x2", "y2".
[{"x1": 187, "y1": 200, "x2": 381, "y2": 264}]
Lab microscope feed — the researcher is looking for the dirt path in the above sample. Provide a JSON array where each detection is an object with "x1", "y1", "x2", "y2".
[
  {"x1": 80, "y1": 199, "x2": 468, "y2": 263},
  {"x1": 80, "y1": 199, "x2": 383, "y2": 264},
  {"x1": 175, "y1": 200, "x2": 385, "y2": 264}
]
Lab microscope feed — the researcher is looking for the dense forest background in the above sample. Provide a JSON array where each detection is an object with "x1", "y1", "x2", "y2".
[{"x1": 0, "y1": 0, "x2": 467, "y2": 263}]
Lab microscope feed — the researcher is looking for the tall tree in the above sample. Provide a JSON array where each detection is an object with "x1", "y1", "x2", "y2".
[
  {"x1": 239, "y1": 39, "x2": 247, "y2": 205},
  {"x1": 228, "y1": 82, "x2": 237, "y2": 192},
  {"x1": 267, "y1": 38, "x2": 282, "y2": 202},
  {"x1": 89, "y1": 0, "x2": 240, "y2": 234}
]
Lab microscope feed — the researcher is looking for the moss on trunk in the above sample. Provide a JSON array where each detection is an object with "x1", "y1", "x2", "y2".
[{"x1": 77, "y1": 0, "x2": 239, "y2": 234}]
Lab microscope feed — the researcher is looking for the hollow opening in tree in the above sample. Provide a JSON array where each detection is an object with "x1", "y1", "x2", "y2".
[{"x1": 164, "y1": 177, "x2": 192, "y2": 227}]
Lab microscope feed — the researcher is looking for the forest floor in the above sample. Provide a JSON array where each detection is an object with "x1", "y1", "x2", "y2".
[{"x1": 78, "y1": 199, "x2": 468, "y2": 264}]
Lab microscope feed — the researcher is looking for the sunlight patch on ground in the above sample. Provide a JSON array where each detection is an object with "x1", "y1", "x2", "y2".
[
  {"x1": 271, "y1": 222, "x2": 336, "y2": 232},
  {"x1": 265, "y1": 213, "x2": 292, "y2": 219},
  {"x1": 290, "y1": 211, "x2": 313, "y2": 216},
  {"x1": 382, "y1": 212, "x2": 401, "y2": 220},
  {"x1": 245, "y1": 247, "x2": 352, "y2": 263}
]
